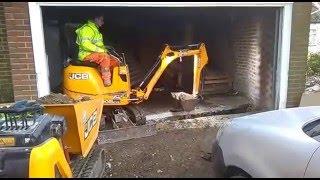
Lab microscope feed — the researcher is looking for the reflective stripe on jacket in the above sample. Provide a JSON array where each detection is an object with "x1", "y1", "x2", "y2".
[{"x1": 75, "y1": 20, "x2": 107, "y2": 60}]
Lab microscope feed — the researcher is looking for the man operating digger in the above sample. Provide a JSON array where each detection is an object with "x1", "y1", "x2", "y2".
[{"x1": 75, "y1": 14, "x2": 119, "y2": 86}]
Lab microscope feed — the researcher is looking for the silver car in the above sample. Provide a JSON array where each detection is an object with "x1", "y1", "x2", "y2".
[{"x1": 212, "y1": 106, "x2": 320, "y2": 178}]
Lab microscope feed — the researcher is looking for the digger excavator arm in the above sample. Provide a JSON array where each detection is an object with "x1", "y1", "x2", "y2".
[{"x1": 135, "y1": 43, "x2": 208, "y2": 101}]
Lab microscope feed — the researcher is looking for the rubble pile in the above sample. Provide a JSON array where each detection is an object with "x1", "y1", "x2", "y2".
[
  {"x1": 36, "y1": 93, "x2": 91, "y2": 104},
  {"x1": 305, "y1": 76, "x2": 320, "y2": 93}
]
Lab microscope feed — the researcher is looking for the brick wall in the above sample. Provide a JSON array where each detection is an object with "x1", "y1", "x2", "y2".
[
  {"x1": 3, "y1": 2, "x2": 37, "y2": 101},
  {"x1": 0, "y1": 3, "x2": 13, "y2": 103},
  {"x1": 232, "y1": 10, "x2": 276, "y2": 110},
  {"x1": 286, "y1": 2, "x2": 312, "y2": 107},
  {"x1": 232, "y1": 17, "x2": 261, "y2": 107},
  {"x1": 260, "y1": 14, "x2": 276, "y2": 110}
]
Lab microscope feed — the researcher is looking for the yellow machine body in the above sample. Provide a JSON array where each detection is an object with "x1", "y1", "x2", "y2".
[
  {"x1": 28, "y1": 138, "x2": 72, "y2": 178},
  {"x1": 43, "y1": 97, "x2": 104, "y2": 157},
  {"x1": 63, "y1": 43, "x2": 209, "y2": 105},
  {"x1": 25, "y1": 96, "x2": 104, "y2": 178},
  {"x1": 64, "y1": 65, "x2": 131, "y2": 106}
]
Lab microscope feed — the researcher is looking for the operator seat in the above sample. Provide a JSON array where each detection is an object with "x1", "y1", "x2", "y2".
[{"x1": 64, "y1": 23, "x2": 98, "y2": 68}]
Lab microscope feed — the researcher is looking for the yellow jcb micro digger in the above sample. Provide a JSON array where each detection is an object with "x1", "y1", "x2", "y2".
[
  {"x1": 63, "y1": 43, "x2": 208, "y2": 126},
  {"x1": 0, "y1": 43, "x2": 208, "y2": 178}
]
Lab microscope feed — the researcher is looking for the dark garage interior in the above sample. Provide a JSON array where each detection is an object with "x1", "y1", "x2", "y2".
[{"x1": 42, "y1": 6, "x2": 280, "y2": 111}]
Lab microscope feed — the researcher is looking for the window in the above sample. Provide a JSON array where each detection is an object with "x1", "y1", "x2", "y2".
[
  {"x1": 310, "y1": 29, "x2": 317, "y2": 46},
  {"x1": 303, "y1": 118, "x2": 320, "y2": 142}
]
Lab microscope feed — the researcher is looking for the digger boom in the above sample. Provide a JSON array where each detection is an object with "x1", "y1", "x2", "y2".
[{"x1": 134, "y1": 43, "x2": 208, "y2": 102}]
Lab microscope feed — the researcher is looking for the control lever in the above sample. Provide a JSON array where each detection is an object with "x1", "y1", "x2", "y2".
[{"x1": 122, "y1": 53, "x2": 126, "y2": 64}]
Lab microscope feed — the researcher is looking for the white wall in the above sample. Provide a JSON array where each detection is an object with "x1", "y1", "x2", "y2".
[{"x1": 308, "y1": 23, "x2": 320, "y2": 54}]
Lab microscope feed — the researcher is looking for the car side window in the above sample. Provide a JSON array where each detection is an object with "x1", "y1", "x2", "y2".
[{"x1": 303, "y1": 119, "x2": 320, "y2": 141}]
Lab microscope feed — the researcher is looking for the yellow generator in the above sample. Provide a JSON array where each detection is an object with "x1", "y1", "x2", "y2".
[
  {"x1": 63, "y1": 43, "x2": 209, "y2": 126},
  {"x1": 0, "y1": 97, "x2": 105, "y2": 178}
]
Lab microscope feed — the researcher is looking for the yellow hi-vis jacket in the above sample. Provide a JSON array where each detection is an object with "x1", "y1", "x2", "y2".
[{"x1": 75, "y1": 20, "x2": 107, "y2": 60}]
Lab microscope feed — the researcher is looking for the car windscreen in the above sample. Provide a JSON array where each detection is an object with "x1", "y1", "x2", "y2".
[{"x1": 303, "y1": 119, "x2": 320, "y2": 140}]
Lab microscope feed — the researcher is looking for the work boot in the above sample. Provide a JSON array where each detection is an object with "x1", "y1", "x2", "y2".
[{"x1": 104, "y1": 78, "x2": 111, "y2": 87}]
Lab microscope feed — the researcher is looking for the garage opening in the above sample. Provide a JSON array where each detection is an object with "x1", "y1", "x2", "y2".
[{"x1": 41, "y1": 6, "x2": 280, "y2": 113}]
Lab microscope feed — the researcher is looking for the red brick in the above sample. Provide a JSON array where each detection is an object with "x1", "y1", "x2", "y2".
[
  {"x1": 13, "y1": 25, "x2": 30, "y2": 31},
  {"x1": 29, "y1": 86, "x2": 37, "y2": 91},
  {"x1": 7, "y1": 36, "x2": 30, "y2": 42},
  {"x1": 8, "y1": 42, "x2": 26, "y2": 47},
  {"x1": 30, "y1": 95, "x2": 38, "y2": 100},
  {"x1": 11, "y1": 64, "x2": 28, "y2": 69},
  {"x1": 24, "y1": 30, "x2": 31, "y2": 36},
  {"x1": 13, "y1": 85, "x2": 30, "y2": 91},
  {"x1": 14, "y1": 90, "x2": 37, "y2": 96},
  {"x1": 11, "y1": 74, "x2": 28, "y2": 81},
  {"x1": 5, "y1": 7, "x2": 27, "y2": 14},
  {"x1": 6, "y1": 31, "x2": 24, "y2": 37},
  {"x1": 13, "y1": 13, "x2": 28, "y2": 20},
  {"x1": 9, "y1": 53, "x2": 27, "y2": 59},
  {"x1": 15, "y1": 95, "x2": 34, "y2": 101},
  {"x1": 28, "y1": 74, "x2": 36, "y2": 80},
  {"x1": 5, "y1": 2, "x2": 27, "y2": 8},
  {"x1": 26, "y1": 53, "x2": 33, "y2": 59},
  {"x1": 25, "y1": 42, "x2": 32, "y2": 47},
  {"x1": 20, "y1": 47, "x2": 33, "y2": 52},
  {"x1": 11, "y1": 69, "x2": 35, "y2": 74},
  {"x1": 4, "y1": 13, "x2": 13, "y2": 20},
  {"x1": 23, "y1": 20, "x2": 29, "y2": 26},
  {"x1": 12, "y1": 80, "x2": 36, "y2": 86},
  {"x1": 11, "y1": 58, "x2": 33, "y2": 63},
  {"x1": 5, "y1": 19, "x2": 23, "y2": 26}
]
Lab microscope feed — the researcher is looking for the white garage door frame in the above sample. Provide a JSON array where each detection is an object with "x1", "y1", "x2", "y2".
[{"x1": 28, "y1": 2, "x2": 293, "y2": 109}]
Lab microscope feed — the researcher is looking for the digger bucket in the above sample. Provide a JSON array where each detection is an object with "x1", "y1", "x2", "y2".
[
  {"x1": 43, "y1": 97, "x2": 104, "y2": 158},
  {"x1": 171, "y1": 92, "x2": 199, "y2": 111}
]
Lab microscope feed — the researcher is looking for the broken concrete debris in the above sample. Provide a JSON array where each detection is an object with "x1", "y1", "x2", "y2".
[
  {"x1": 36, "y1": 93, "x2": 91, "y2": 104},
  {"x1": 306, "y1": 76, "x2": 320, "y2": 93},
  {"x1": 170, "y1": 92, "x2": 198, "y2": 111}
]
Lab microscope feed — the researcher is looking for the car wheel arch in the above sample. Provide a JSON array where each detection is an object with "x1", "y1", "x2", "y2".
[{"x1": 225, "y1": 165, "x2": 252, "y2": 178}]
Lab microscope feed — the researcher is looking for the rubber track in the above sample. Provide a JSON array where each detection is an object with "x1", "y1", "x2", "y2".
[
  {"x1": 71, "y1": 146, "x2": 106, "y2": 178},
  {"x1": 125, "y1": 105, "x2": 146, "y2": 126}
]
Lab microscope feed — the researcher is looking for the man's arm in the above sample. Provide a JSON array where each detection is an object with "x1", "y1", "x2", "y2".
[{"x1": 77, "y1": 26, "x2": 106, "y2": 53}]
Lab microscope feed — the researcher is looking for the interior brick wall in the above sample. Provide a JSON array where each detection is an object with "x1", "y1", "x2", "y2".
[{"x1": 232, "y1": 10, "x2": 276, "y2": 110}]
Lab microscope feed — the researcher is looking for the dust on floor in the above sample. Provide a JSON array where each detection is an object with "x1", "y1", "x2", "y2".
[{"x1": 101, "y1": 127, "x2": 218, "y2": 178}]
